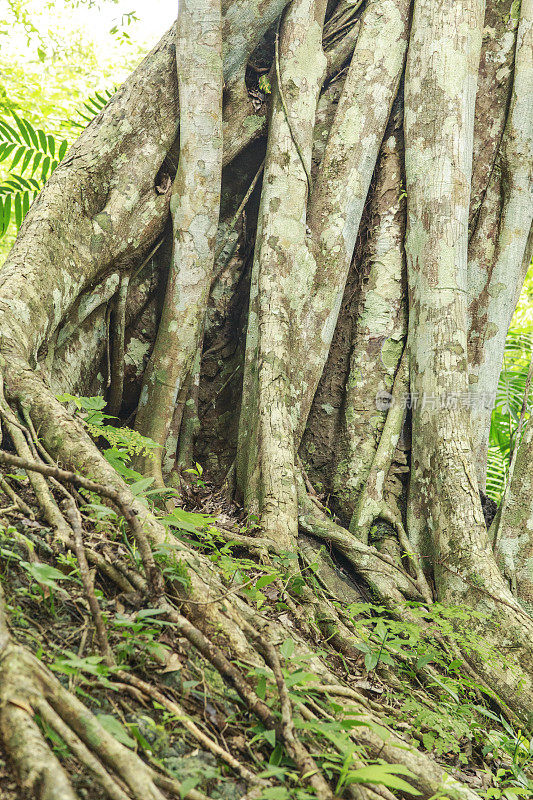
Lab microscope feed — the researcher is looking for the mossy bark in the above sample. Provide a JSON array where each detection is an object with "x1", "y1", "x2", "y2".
[{"x1": 1, "y1": 6, "x2": 533, "y2": 796}]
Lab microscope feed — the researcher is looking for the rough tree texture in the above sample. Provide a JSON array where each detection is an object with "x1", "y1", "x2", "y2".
[
  {"x1": 237, "y1": 0, "x2": 411, "y2": 536},
  {"x1": 495, "y1": 410, "x2": 533, "y2": 614},
  {"x1": 236, "y1": 0, "x2": 329, "y2": 549},
  {"x1": 468, "y1": 0, "x2": 533, "y2": 483},
  {"x1": 405, "y1": 0, "x2": 533, "y2": 715},
  {"x1": 134, "y1": 0, "x2": 223, "y2": 486}
]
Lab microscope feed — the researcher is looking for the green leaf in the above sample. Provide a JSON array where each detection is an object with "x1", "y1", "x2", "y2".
[
  {"x1": 95, "y1": 714, "x2": 136, "y2": 749},
  {"x1": 164, "y1": 506, "x2": 215, "y2": 533},
  {"x1": 364, "y1": 652, "x2": 379, "y2": 672},
  {"x1": 352, "y1": 641, "x2": 371, "y2": 654},
  {"x1": 20, "y1": 147, "x2": 34, "y2": 174},
  {"x1": 179, "y1": 777, "x2": 200, "y2": 798},
  {"x1": 280, "y1": 638, "x2": 295, "y2": 659},
  {"x1": 37, "y1": 129, "x2": 48, "y2": 153},
  {"x1": 10, "y1": 145, "x2": 26, "y2": 170},
  {"x1": 135, "y1": 608, "x2": 167, "y2": 621},
  {"x1": 416, "y1": 653, "x2": 434, "y2": 670},
  {"x1": 260, "y1": 788, "x2": 289, "y2": 800},
  {"x1": 47, "y1": 134, "x2": 56, "y2": 157},
  {"x1": 263, "y1": 728, "x2": 276, "y2": 748},
  {"x1": 258, "y1": 75, "x2": 271, "y2": 94},
  {"x1": 347, "y1": 764, "x2": 420, "y2": 794},
  {"x1": 58, "y1": 140, "x2": 68, "y2": 160},
  {"x1": 0, "y1": 142, "x2": 17, "y2": 162},
  {"x1": 256, "y1": 573, "x2": 279, "y2": 590},
  {"x1": 11, "y1": 112, "x2": 32, "y2": 146},
  {"x1": 129, "y1": 477, "x2": 155, "y2": 496},
  {"x1": 22, "y1": 118, "x2": 39, "y2": 149},
  {"x1": 0, "y1": 194, "x2": 11, "y2": 236},
  {"x1": 0, "y1": 120, "x2": 21, "y2": 142},
  {"x1": 41, "y1": 155, "x2": 51, "y2": 182},
  {"x1": 20, "y1": 561, "x2": 68, "y2": 589},
  {"x1": 14, "y1": 192, "x2": 22, "y2": 229},
  {"x1": 32, "y1": 150, "x2": 42, "y2": 175},
  {"x1": 256, "y1": 674, "x2": 267, "y2": 700}
]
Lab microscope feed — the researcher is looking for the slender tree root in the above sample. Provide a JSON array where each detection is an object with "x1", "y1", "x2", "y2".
[
  {"x1": 0, "y1": 586, "x2": 210, "y2": 800},
  {"x1": 108, "y1": 273, "x2": 130, "y2": 417},
  {"x1": 114, "y1": 669, "x2": 260, "y2": 784},
  {"x1": 0, "y1": 454, "x2": 506, "y2": 799},
  {"x1": 245, "y1": 621, "x2": 335, "y2": 800},
  {"x1": 63, "y1": 498, "x2": 115, "y2": 667},
  {"x1": 0, "y1": 450, "x2": 164, "y2": 595}
]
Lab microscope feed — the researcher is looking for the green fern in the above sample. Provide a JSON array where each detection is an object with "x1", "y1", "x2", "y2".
[
  {"x1": 72, "y1": 89, "x2": 115, "y2": 128},
  {"x1": 0, "y1": 89, "x2": 116, "y2": 236},
  {"x1": 0, "y1": 111, "x2": 68, "y2": 236},
  {"x1": 486, "y1": 330, "x2": 533, "y2": 501},
  {"x1": 56, "y1": 394, "x2": 158, "y2": 462}
]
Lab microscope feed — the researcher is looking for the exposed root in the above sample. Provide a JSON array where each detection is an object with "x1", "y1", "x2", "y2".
[
  {"x1": 63, "y1": 497, "x2": 115, "y2": 667},
  {"x1": 114, "y1": 670, "x2": 260, "y2": 784},
  {"x1": 0, "y1": 450, "x2": 164, "y2": 595},
  {"x1": 244, "y1": 621, "x2": 335, "y2": 800},
  {"x1": 108, "y1": 273, "x2": 130, "y2": 417},
  {"x1": 0, "y1": 585, "x2": 209, "y2": 800}
]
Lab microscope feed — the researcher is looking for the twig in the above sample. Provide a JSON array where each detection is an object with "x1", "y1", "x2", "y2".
[
  {"x1": 114, "y1": 670, "x2": 260, "y2": 784},
  {"x1": 0, "y1": 476, "x2": 34, "y2": 517},
  {"x1": 70, "y1": 621, "x2": 89, "y2": 691},
  {"x1": 131, "y1": 236, "x2": 165, "y2": 283},
  {"x1": 212, "y1": 160, "x2": 264, "y2": 275},
  {"x1": 0, "y1": 450, "x2": 163, "y2": 596},
  {"x1": 63, "y1": 498, "x2": 115, "y2": 667}
]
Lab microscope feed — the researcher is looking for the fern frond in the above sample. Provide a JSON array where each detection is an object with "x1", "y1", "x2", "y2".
[
  {"x1": 486, "y1": 445, "x2": 508, "y2": 503},
  {"x1": 0, "y1": 111, "x2": 68, "y2": 236},
  {"x1": 72, "y1": 88, "x2": 115, "y2": 128}
]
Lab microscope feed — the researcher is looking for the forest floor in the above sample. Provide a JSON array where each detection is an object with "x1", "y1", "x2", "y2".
[{"x1": 0, "y1": 460, "x2": 530, "y2": 800}]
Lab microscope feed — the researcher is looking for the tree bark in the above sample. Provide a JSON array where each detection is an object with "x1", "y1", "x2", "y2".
[{"x1": 1, "y1": 1, "x2": 533, "y2": 796}]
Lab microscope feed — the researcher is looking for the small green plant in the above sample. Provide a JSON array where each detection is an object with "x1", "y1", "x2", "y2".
[
  {"x1": 343, "y1": 601, "x2": 520, "y2": 766},
  {"x1": 248, "y1": 638, "x2": 420, "y2": 799},
  {"x1": 184, "y1": 461, "x2": 206, "y2": 488},
  {"x1": 50, "y1": 652, "x2": 115, "y2": 693},
  {"x1": 112, "y1": 608, "x2": 171, "y2": 668},
  {"x1": 258, "y1": 75, "x2": 272, "y2": 94},
  {"x1": 56, "y1": 394, "x2": 158, "y2": 476},
  {"x1": 478, "y1": 708, "x2": 533, "y2": 797}
]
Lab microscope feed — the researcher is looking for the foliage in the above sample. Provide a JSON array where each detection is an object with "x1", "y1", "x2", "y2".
[
  {"x1": 0, "y1": 0, "x2": 146, "y2": 259},
  {"x1": 487, "y1": 329, "x2": 533, "y2": 501},
  {"x1": 56, "y1": 393, "x2": 158, "y2": 468},
  {"x1": 249, "y1": 640, "x2": 421, "y2": 799},
  {"x1": 71, "y1": 88, "x2": 115, "y2": 128},
  {"x1": 479, "y1": 708, "x2": 533, "y2": 797},
  {"x1": 0, "y1": 111, "x2": 68, "y2": 236},
  {"x1": 343, "y1": 598, "x2": 533, "y2": 794}
]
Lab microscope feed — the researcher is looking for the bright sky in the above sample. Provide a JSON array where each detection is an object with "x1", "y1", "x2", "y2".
[
  {"x1": 0, "y1": 0, "x2": 178, "y2": 73},
  {"x1": 76, "y1": 0, "x2": 177, "y2": 52}
]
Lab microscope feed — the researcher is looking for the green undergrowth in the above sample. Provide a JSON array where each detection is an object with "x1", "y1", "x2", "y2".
[{"x1": 0, "y1": 396, "x2": 532, "y2": 799}]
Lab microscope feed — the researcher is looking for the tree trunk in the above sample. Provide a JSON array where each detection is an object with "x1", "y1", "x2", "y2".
[{"x1": 0, "y1": 0, "x2": 532, "y2": 796}]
